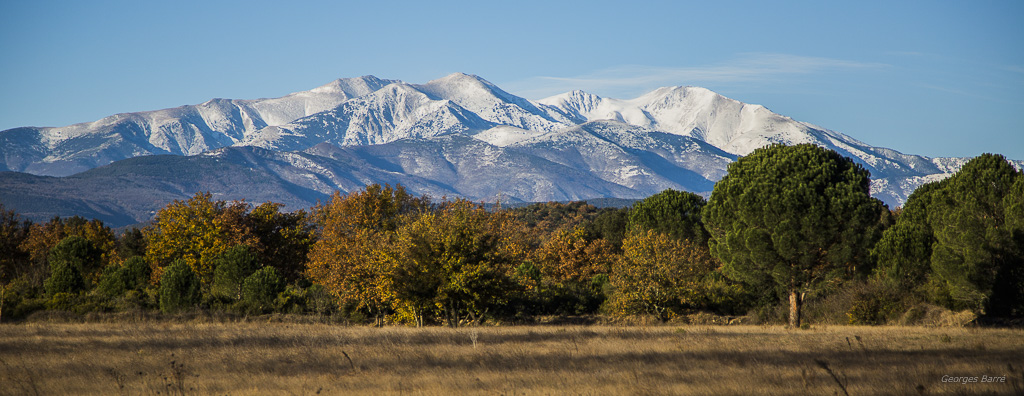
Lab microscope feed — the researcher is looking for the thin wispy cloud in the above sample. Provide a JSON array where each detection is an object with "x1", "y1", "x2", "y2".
[{"x1": 505, "y1": 53, "x2": 887, "y2": 100}]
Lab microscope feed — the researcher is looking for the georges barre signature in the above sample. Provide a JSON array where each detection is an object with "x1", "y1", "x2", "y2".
[{"x1": 941, "y1": 375, "x2": 1007, "y2": 384}]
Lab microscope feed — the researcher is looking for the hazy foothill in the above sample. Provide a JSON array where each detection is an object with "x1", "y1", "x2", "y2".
[{"x1": 1, "y1": 142, "x2": 1023, "y2": 394}]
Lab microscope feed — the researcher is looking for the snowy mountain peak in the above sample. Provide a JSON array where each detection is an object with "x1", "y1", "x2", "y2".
[
  {"x1": 412, "y1": 73, "x2": 568, "y2": 131},
  {"x1": 308, "y1": 75, "x2": 396, "y2": 97},
  {"x1": 2, "y1": 72, "x2": 1010, "y2": 209},
  {"x1": 419, "y1": 73, "x2": 511, "y2": 103}
]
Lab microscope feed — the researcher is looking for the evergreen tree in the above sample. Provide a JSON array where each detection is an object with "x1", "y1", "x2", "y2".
[
  {"x1": 44, "y1": 259, "x2": 85, "y2": 297},
  {"x1": 702, "y1": 144, "x2": 888, "y2": 327},
  {"x1": 241, "y1": 266, "x2": 285, "y2": 313},
  {"x1": 628, "y1": 189, "x2": 709, "y2": 245},
  {"x1": 116, "y1": 228, "x2": 147, "y2": 260},
  {"x1": 585, "y1": 207, "x2": 630, "y2": 251},
  {"x1": 159, "y1": 260, "x2": 200, "y2": 313},
  {"x1": 97, "y1": 256, "x2": 152, "y2": 297},
  {"x1": 46, "y1": 236, "x2": 101, "y2": 291},
  {"x1": 872, "y1": 181, "x2": 946, "y2": 288},
  {"x1": 925, "y1": 154, "x2": 1022, "y2": 314},
  {"x1": 211, "y1": 245, "x2": 260, "y2": 300}
]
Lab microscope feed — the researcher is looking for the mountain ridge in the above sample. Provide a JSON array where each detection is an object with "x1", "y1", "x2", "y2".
[{"x1": 2, "y1": 72, "x2": 1017, "y2": 226}]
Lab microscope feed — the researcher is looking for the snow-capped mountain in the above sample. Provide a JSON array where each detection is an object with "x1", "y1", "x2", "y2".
[
  {"x1": 0, "y1": 76, "x2": 395, "y2": 175},
  {"x1": 239, "y1": 73, "x2": 573, "y2": 151},
  {"x1": 2, "y1": 72, "x2": 1013, "y2": 218}
]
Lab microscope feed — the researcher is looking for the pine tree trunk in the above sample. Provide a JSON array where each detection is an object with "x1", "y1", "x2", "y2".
[{"x1": 788, "y1": 289, "x2": 802, "y2": 328}]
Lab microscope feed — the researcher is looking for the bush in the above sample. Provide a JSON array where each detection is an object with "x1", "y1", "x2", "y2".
[
  {"x1": 846, "y1": 281, "x2": 907, "y2": 325},
  {"x1": 159, "y1": 260, "x2": 200, "y2": 314},
  {"x1": 1, "y1": 277, "x2": 45, "y2": 321},
  {"x1": 303, "y1": 284, "x2": 338, "y2": 316},
  {"x1": 241, "y1": 266, "x2": 285, "y2": 313},
  {"x1": 45, "y1": 292, "x2": 79, "y2": 311}
]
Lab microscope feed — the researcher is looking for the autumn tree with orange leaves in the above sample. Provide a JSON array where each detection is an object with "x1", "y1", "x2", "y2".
[
  {"x1": 145, "y1": 192, "x2": 257, "y2": 284},
  {"x1": 305, "y1": 184, "x2": 429, "y2": 326},
  {"x1": 532, "y1": 226, "x2": 615, "y2": 314}
]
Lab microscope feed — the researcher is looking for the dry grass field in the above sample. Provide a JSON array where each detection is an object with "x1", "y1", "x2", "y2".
[{"x1": 1, "y1": 320, "x2": 1022, "y2": 395}]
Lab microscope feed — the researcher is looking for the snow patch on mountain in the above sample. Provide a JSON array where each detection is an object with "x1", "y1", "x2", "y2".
[
  {"x1": 2, "y1": 72, "x2": 1016, "y2": 209},
  {"x1": 472, "y1": 126, "x2": 548, "y2": 147}
]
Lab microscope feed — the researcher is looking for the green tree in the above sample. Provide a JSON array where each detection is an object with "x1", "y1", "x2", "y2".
[
  {"x1": 871, "y1": 182, "x2": 946, "y2": 289},
  {"x1": 584, "y1": 207, "x2": 629, "y2": 251},
  {"x1": 999, "y1": 176, "x2": 1024, "y2": 315},
  {"x1": 211, "y1": 245, "x2": 261, "y2": 300},
  {"x1": 47, "y1": 236, "x2": 101, "y2": 288},
  {"x1": 159, "y1": 260, "x2": 201, "y2": 313},
  {"x1": 925, "y1": 154, "x2": 1022, "y2": 314},
  {"x1": 116, "y1": 228, "x2": 147, "y2": 260},
  {"x1": 97, "y1": 256, "x2": 152, "y2": 297},
  {"x1": 246, "y1": 202, "x2": 313, "y2": 282},
  {"x1": 702, "y1": 144, "x2": 888, "y2": 327},
  {"x1": 241, "y1": 266, "x2": 285, "y2": 313},
  {"x1": 44, "y1": 259, "x2": 85, "y2": 297},
  {"x1": 628, "y1": 189, "x2": 709, "y2": 245}
]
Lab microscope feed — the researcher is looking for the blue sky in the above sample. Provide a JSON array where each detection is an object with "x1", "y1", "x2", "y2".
[{"x1": 2, "y1": 0, "x2": 1022, "y2": 160}]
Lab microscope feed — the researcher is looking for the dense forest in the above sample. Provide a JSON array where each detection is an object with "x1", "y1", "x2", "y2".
[{"x1": 1, "y1": 144, "x2": 1022, "y2": 326}]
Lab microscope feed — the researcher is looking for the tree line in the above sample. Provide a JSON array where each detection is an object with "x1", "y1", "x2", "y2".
[{"x1": 1, "y1": 144, "x2": 1021, "y2": 326}]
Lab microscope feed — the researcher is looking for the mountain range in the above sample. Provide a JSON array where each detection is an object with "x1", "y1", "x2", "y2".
[{"x1": 2, "y1": 73, "x2": 1015, "y2": 227}]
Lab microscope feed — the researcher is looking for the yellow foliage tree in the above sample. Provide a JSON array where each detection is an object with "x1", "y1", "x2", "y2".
[
  {"x1": 145, "y1": 192, "x2": 257, "y2": 284},
  {"x1": 535, "y1": 226, "x2": 614, "y2": 284},
  {"x1": 391, "y1": 199, "x2": 527, "y2": 326},
  {"x1": 305, "y1": 184, "x2": 428, "y2": 325},
  {"x1": 609, "y1": 230, "x2": 718, "y2": 321}
]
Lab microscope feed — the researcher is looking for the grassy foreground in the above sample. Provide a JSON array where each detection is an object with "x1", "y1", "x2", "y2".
[{"x1": 1, "y1": 321, "x2": 1022, "y2": 395}]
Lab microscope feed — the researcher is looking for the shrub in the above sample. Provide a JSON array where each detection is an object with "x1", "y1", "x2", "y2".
[
  {"x1": 846, "y1": 281, "x2": 907, "y2": 325},
  {"x1": 303, "y1": 284, "x2": 338, "y2": 316},
  {"x1": 159, "y1": 260, "x2": 200, "y2": 314},
  {"x1": 241, "y1": 266, "x2": 285, "y2": 313},
  {"x1": 45, "y1": 292, "x2": 79, "y2": 311}
]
